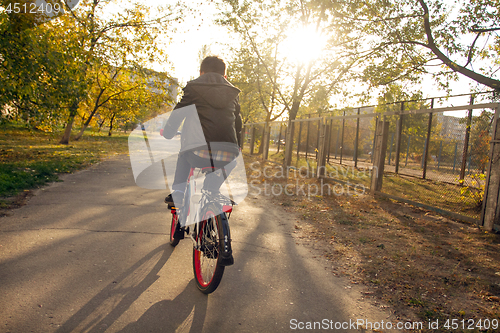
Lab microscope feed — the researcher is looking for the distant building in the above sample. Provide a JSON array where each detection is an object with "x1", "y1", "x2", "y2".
[
  {"x1": 141, "y1": 68, "x2": 179, "y2": 106},
  {"x1": 435, "y1": 113, "x2": 466, "y2": 142}
]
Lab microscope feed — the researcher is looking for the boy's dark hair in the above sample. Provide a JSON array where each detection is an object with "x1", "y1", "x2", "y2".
[{"x1": 200, "y1": 56, "x2": 226, "y2": 75}]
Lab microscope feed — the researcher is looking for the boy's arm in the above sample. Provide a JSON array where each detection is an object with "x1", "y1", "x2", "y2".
[{"x1": 162, "y1": 85, "x2": 193, "y2": 139}]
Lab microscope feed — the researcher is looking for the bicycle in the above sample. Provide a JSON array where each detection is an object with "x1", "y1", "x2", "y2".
[{"x1": 167, "y1": 167, "x2": 234, "y2": 294}]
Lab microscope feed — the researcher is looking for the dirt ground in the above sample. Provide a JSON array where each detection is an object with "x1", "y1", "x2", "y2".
[
  {"x1": 0, "y1": 190, "x2": 33, "y2": 217},
  {"x1": 247, "y1": 157, "x2": 500, "y2": 332}
]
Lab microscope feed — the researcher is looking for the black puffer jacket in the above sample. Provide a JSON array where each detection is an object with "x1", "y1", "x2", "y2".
[{"x1": 162, "y1": 72, "x2": 242, "y2": 155}]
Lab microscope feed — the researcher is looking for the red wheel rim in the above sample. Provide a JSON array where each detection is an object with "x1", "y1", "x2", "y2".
[
  {"x1": 170, "y1": 213, "x2": 177, "y2": 242},
  {"x1": 194, "y1": 211, "x2": 218, "y2": 287}
]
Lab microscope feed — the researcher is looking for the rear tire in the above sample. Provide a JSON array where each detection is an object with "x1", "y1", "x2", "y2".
[
  {"x1": 170, "y1": 212, "x2": 180, "y2": 247},
  {"x1": 193, "y1": 203, "x2": 225, "y2": 294}
]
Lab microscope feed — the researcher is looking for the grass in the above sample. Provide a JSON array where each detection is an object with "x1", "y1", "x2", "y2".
[
  {"x1": 247, "y1": 145, "x2": 481, "y2": 220},
  {"x1": 0, "y1": 123, "x2": 129, "y2": 199},
  {"x1": 382, "y1": 173, "x2": 481, "y2": 219},
  {"x1": 253, "y1": 148, "x2": 372, "y2": 183}
]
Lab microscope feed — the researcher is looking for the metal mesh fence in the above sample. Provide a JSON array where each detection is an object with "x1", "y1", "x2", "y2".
[
  {"x1": 327, "y1": 120, "x2": 343, "y2": 162},
  {"x1": 425, "y1": 111, "x2": 466, "y2": 180},
  {"x1": 242, "y1": 123, "x2": 265, "y2": 155},
  {"x1": 326, "y1": 107, "x2": 377, "y2": 169},
  {"x1": 378, "y1": 96, "x2": 497, "y2": 220},
  {"x1": 268, "y1": 121, "x2": 286, "y2": 159},
  {"x1": 242, "y1": 92, "x2": 498, "y2": 221}
]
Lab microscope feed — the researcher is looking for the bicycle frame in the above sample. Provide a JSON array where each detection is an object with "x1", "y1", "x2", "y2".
[
  {"x1": 173, "y1": 167, "x2": 233, "y2": 253},
  {"x1": 168, "y1": 166, "x2": 235, "y2": 293}
]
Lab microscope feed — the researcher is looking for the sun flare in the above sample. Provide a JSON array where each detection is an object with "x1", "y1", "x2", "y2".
[{"x1": 281, "y1": 25, "x2": 327, "y2": 64}]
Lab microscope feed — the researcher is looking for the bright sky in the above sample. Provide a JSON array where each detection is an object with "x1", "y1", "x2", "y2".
[
  {"x1": 148, "y1": 0, "x2": 237, "y2": 85},
  {"x1": 145, "y1": 0, "x2": 490, "y2": 112}
]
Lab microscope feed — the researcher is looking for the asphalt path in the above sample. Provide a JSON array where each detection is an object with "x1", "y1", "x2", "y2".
[{"x1": 0, "y1": 155, "x2": 397, "y2": 332}]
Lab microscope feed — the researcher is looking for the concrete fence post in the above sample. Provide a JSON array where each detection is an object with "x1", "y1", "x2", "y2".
[
  {"x1": 371, "y1": 118, "x2": 390, "y2": 194},
  {"x1": 481, "y1": 106, "x2": 500, "y2": 231},
  {"x1": 460, "y1": 95, "x2": 474, "y2": 180},
  {"x1": 249, "y1": 125, "x2": 256, "y2": 155},
  {"x1": 394, "y1": 102, "x2": 404, "y2": 174},
  {"x1": 277, "y1": 123, "x2": 283, "y2": 153},
  {"x1": 340, "y1": 111, "x2": 345, "y2": 164},
  {"x1": 354, "y1": 108, "x2": 361, "y2": 168},
  {"x1": 317, "y1": 121, "x2": 329, "y2": 178},
  {"x1": 240, "y1": 125, "x2": 246, "y2": 152},
  {"x1": 423, "y1": 98, "x2": 434, "y2": 179},
  {"x1": 284, "y1": 121, "x2": 295, "y2": 167},
  {"x1": 296, "y1": 121, "x2": 303, "y2": 166},
  {"x1": 262, "y1": 122, "x2": 270, "y2": 160}
]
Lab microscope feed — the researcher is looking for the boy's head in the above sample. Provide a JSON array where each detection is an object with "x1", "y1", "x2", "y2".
[{"x1": 200, "y1": 56, "x2": 226, "y2": 76}]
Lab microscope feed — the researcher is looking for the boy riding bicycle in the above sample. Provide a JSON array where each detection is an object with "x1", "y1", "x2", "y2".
[{"x1": 161, "y1": 56, "x2": 242, "y2": 207}]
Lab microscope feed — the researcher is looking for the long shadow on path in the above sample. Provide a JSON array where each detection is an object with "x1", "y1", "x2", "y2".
[
  {"x1": 118, "y1": 279, "x2": 207, "y2": 333},
  {"x1": 55, "y1": 243, "x2": 204, "y2": 333}
]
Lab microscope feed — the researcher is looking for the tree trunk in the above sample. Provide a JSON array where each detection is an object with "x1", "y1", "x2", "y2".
[
  {"x1": 283, "y1": 121, "x2": 295, "y2": 167},
  {"x1": 108, "y1": 114, "x2": 116, "y2": 136},
  {"x1": 283, "y1": 102, "x2": 301, "y2": 167},
  {"x1": 74, "y1": 123, "x2": 89, "y2": 141},
  {"x1": 60, "y1": 115, "x2": 75, "y2": 144},
  {"x1": 74, "y1": 88, "x2": 107, "y2": 141},
  {"x1": 98, "y1": 118, "x2": 106, "y2": 132},
  {"x1": 59, "y1": 101, "x2": 79, "y2": 144},
  {"x1": 258, "y1": 114, "x2": 272, "y2": 154}
]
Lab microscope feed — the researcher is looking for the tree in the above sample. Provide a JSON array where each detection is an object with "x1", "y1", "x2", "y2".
[
  {"x1": 468, "y1": 109, "x2": 494, "y2": 172},
  {"x1": 227, "y1": 45, "x2": 292, "y2": 153},
  {"x1": 0, "y1": 9, "x2": 85, "y2": 130},
  {"x1": 226, "y1": 47, "x2": 267, "y2": 124},
  {"x1": 198, "y1": 44, "x2": 213, "y2": 64},
  {"x1": 1, "y1": 0, "x2": 178, "y2": 140},
  {"x1": 217, "y1": 0, "x2": 370, "y2": 164},
  {"x1": 328, "y1": 0, "x2": 500, "y2": 92},
  {"x1": 56, "y1": 0, "x2": 177, "y2": 144},
  {"x1": 73, "y1": 65, "x2": 173, "y2": 140}
]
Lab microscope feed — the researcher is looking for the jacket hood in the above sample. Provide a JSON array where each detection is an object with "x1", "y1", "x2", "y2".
[{"x1": 188, "y1": 72, "x2": 240, "y2": 109}]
